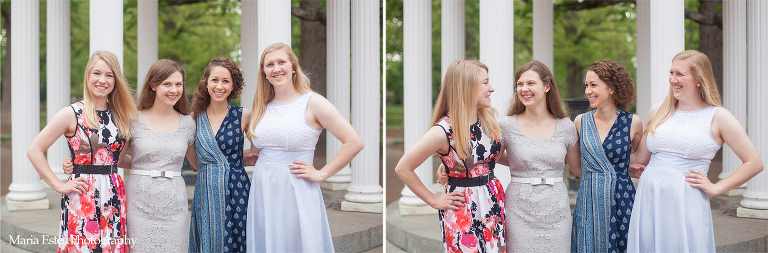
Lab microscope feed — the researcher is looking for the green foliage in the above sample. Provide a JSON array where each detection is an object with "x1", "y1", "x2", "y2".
[
  {"x1": 684, "y1": 0, "x2": 700, "y2": 50},
  {"x1": 387, "y1": 0, "x2": 642, "y2": 106}
]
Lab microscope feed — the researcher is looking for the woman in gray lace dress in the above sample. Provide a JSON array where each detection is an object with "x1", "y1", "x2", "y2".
[{"x1": 499, "y1": 61, "x2": 581, "y2": 252}]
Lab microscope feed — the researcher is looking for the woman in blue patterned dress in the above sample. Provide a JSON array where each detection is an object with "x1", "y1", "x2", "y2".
[
  {"x1": 189, "y1": 57, "x2": 258, "y2": 253},
  {"x1": 571, "y1": 60, "x2": 644, "y2": 253}
]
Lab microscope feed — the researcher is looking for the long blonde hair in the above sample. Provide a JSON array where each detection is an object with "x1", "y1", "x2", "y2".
[
  {"x1": 431, "y1": 60, "x2": 502, "y2": 159},
  {"x1": 247, "y1": 43, "x2": 314, "y2": 138},
  {"x1": 645, "y1": 50, "x2": 722, "y2": 136},
  {"x1": 507, "y1": 60, "x2": 569, "y2": 118},
  {"x1": 82, "y1": 51, "x2": 138, "y2": 139}
]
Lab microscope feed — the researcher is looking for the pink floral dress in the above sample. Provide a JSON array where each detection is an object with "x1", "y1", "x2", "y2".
[
  {"x1": 60, "y1": 102, "x2": 128, "y2": 253},
  {"x1": 436, "y1": 116, "x2": 506, "y2": 253}
]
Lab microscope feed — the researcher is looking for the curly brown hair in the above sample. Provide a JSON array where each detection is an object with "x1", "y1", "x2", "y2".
[
  {"x1": 588, "y1": 60, "x2": 635, "y2": 112},
  {"x1": 190, "y1": 57, "x2": 245, "y2": 119}
]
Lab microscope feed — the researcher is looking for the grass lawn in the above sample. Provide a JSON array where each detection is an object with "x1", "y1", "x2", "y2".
[{"x1": 386, "y1": 104, "x2": 403, "y2": 128}]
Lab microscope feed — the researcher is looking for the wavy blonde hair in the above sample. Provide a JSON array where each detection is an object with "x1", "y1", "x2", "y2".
[
  {"x1": 247, "y1": 43, "x2": 314, "y2": 138},
  {"x1": 645, "y1": 50, "x2": 722, "y2": 136},
  {"x1": 82, "y1": 51, "x2": 138, "y2": 139},
  {"x1": 431, "y1": 60, "x2": 501, "y2": 159}
]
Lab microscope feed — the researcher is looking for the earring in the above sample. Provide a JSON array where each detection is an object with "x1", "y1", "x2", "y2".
[
  {"x1": 293, "y1": 70, "x2": 296, "y2": 73},
  {"x1": 697, "y1": 83, "x2": 701, "y2": 87}
]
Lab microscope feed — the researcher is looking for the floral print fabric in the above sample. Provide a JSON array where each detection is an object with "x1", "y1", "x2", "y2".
[
  {"x1": 435, "y1": 116, "x2": 506, "y2": 253},
  {"x1": 60, "y1": 102, "x2": 128, "y2": 253}
]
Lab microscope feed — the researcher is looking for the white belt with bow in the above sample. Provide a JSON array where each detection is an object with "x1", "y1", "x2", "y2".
[
  {"x1": 130, "y1": 169, "x2": 182, "y2": 179},
  {"x1": 510, "y1": 177, "x2": 564, "y2": 185}
]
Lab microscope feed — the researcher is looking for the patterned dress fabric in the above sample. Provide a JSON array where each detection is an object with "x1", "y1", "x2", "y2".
[
  {"x1": 60, "y1": 102, "x2": 128, "y2": 253},
  {"x1": 499, "y1": 115, "x2": 578, "y2": 252},
  {"x1": 572, "y1": 110, "x2": 635, "y2": 253},
  {"x1": 435, "y1": 116, "x2": 506, "y2": 253},
  {"x1": 126, "y1": 112, "x2": 195, "y2": 252},
  {"x1": 246, "y1": 93, "x2": 334, "y2": 252},
  {"x1": 190, "y1": 105, "x2": 251, "y2": 253},
  {"x1": 628, "y1": 106, "x2": 721, "y2": 253}
]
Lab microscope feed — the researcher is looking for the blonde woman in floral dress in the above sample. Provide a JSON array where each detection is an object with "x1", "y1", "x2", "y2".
[{"x1": 396, "y1": 60, "x2": 506, "y2": 252}]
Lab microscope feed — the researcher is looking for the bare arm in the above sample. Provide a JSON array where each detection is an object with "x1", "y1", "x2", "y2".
[
  {"x1": 686, "y1": 108, "x2": 764, "y2": 196},
  {"x1": 27, "y1": 107, "x2": 87, "y2": 195},
  {"x1": 186, "y1": 144, "x2": 198, "y2": 171},
  {"x1": 289, "y1": 95, "x2": 364, "y2": 183},
  {"x1": 396, "y1": 126, "x2": 465, "y2": 210},
  {"x1": 628, "y1": 114, "x2": 646, "y2": 178},
  {"x1": 565, "y1": 140, "x2": 581, "y2": 178},
  {"x1": 634, "y1": 102, "x2": 661, "y2": 166}
]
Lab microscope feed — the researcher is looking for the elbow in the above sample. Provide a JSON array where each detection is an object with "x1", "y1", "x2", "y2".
[{"x1": 756, "y1": 160, "x2": 764, "y2": 174}]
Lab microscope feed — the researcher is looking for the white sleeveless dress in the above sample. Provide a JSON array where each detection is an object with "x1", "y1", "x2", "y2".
[
  {"x1": 627, "y1": 105, "x2": 721, "y2": 253},
  {"x1": 246, "y1": 93, "x2": 334, "y2": 252}
]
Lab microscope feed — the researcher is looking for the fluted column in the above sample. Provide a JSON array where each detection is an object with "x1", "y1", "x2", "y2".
[
  {"x1": 480, "y1": 0, "x2": 514, "y2": 187},
  {"x1": 532, "y1": 0, "x2": 553, "y2": 70},
  {"x1": 721, "y1": 0, "x2": 748, "y2": 196},
  {"x1": 240, "y1": 0, "x2": 257, "y2": 172},
  {"x1": 90, "y1": 0, "x2": 123, "y2": 67},
  {"x1": 441, "y1": 0, "x2": 465, "y2": 79},
  {"x1": 635, "y1": 0, "x2": 684, "y2": 119},
  {"x1": 323, "y1": 0, "x2": 352, "y2": 190},
  {"x1": 7, "y1": 0, "x2": 49, "y2": 210},
  {"x1": 46, "y1": 0, "x2": 71, "y2": 185},
  {"x1": 342, "y1": 0, "x2": 383, "y2": 213},
  {"x1": 257, "y1": 0, "x2": 291, "y2": 62},
  {"x1": 137, "y1": 0, "x2": 158, "y2": 96},
  {"x1": 398, "y1": 0, "x2": 434, "y2": 215},
  {"x1": 738, "y1": 0, "x2": 768, "y2": 219},
  {"x1": 635, "y1": 0, "x2": 651, "y2": 120}
]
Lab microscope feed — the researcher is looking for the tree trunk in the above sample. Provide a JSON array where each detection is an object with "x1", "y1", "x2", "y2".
[
  {"x1": 698, "y1": 0, "x2": 723, "y2": 95},
  {"x1": 299, "y1": 0, "x2": 327, "y2": 99},
  {"x1": 562, "y1": 12, "x2": 584, "y2": 99},
  {"x1": 1, "y1": 7, "x2": 11, "y2": 127}
]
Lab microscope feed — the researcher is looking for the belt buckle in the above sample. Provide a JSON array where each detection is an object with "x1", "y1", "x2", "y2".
[
  {"x1": 111, "y1": 165, "x2": 117, "y2": 174},
  {"x1": 543, "y1": 178, "x2": 553, "y2": 185},
  {"x1": 531, "y1": 178, "x2": 542, "y2": 185},
  {"x1": 160, "y1": 171, "x2": 166, "y2": 177}
]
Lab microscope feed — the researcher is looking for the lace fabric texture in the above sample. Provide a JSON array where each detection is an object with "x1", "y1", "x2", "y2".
[
  {"x1": 125, "y1": 112, "x2": 195, "y2": 253},
  {"x1": 251, "y1": 93, "x2": 321, "y2": 151},
  {"x1": 499, "y1": 115, "x2": 577, "y2": 252}
]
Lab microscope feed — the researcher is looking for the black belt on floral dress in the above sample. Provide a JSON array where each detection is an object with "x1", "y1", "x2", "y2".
[
  {"x1": 73, "y1": 164, "x2": 118, "y2": 174},
  {"x1": 448, "y1": 171, "x2": 495, "y2": 187}
]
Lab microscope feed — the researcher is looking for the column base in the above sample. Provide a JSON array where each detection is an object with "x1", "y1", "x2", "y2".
[
  {"x1": 320, "y1": 182, "x2": 350, "y2": 191},
  {"x1": 399, "y1": 203, "x2": 437, "y2": 215},
  {"x1": 737, "y1": 206, "x2": 768, "y2": 219},
  {"x1": 5, "y1": 198, "x2": 50, "y2": 211},
  {"x1": 725, "y1": 188, "x2": 746, "y2": 196},
  {"x1": 341, "y1": 200, "x2": 382, "y2": 213}
]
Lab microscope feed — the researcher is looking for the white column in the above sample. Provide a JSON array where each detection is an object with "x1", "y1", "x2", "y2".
[
  {"x1": 398, "y1": 0, "x2": 434, "y2": 215},
  {"x1": 441, "y1": 0, "x2": 465, "y2": 79},
  {"x1": 480, "y1": 0, "x2": 514, "y2": 188},
  {"x1": 636, "y1": 0, "x2": 684, "y2": 118},
  {"x1": 7, "y1": 0, "x2": 49, "y2": 211},
  {"x1": 90, "y1": 0, "x2": 123, "y2": 68},
  {"x1": 720, "y1": 0, "x2": 748, "y2": 196},
  {"x1": 323, "y1": 0, "x2": 352, "y2": 190},
  {"x1": 241, "y1": 0, "x2": 258, "y2": 114},
  {"x1": 90, "y1": 0, "x2": 124, "y2": 176},
  {"x1": 257, "y1": 0, "x2": 291, "y2": 64},
  {"x1": 46, "y1": 0, "x2": 71, "y2": 185},
  {"x1": 137, "y1": 0, "x2": 158, "y2": 96},
  {"x1": 635, "y1": 0, "x2": 651, "y2": 120},
  {"x1": 532, "y1": 0, "x2": 553, "y2": 70},
  {"x1": 342, "y1": 0, "x2": 383, "y2": 214},
  {"x1": 738, "y1": 0, "x2": 768, "y2": 219},
  {"x1": 240, "y1": 0, "x2": 257, "y2": 174}
]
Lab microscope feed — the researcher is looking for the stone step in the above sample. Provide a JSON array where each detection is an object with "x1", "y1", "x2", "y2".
[{"x1": 2, "y1": 188, "x2": 382, "y2": 253}]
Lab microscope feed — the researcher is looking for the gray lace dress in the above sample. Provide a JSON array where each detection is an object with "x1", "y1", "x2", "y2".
[
  {"x1": 499, "y1": 115, "x2": 577, "y2": 252},
  {"x1": 126, "y1": 112, "x2": 195, "y2": 252}
]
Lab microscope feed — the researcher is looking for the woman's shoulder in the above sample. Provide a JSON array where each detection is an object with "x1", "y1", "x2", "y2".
[{"x1": 557, "y1": 116, "x2": 577, "y2": 133}]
